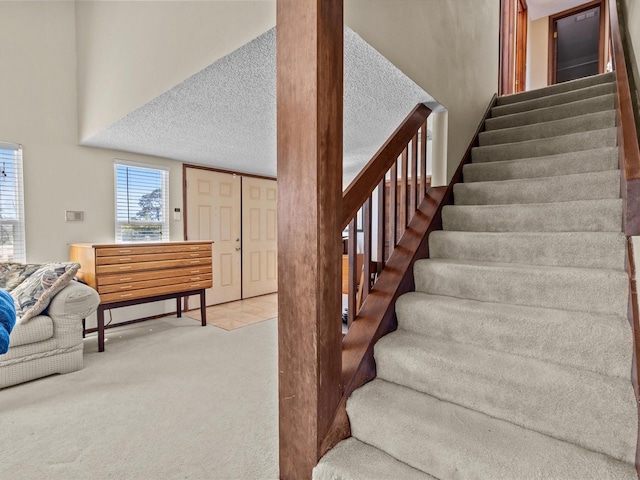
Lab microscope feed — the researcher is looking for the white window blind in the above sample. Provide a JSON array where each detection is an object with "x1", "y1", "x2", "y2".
[
  {"x1": 0, "y1": 142, "x2": 25, "y2": 263},
  {"x1": 114, "y1": 160, "x2": 169, "y2": 243}
]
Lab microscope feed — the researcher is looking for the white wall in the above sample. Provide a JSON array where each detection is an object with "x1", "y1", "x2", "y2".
[
  {"x1": 0, "y1": 1, "x2": 185, "y2": 324},
  {"x1": 75, "y1": 0, "x2": 276, "y2": 142},
  {"x1": 345, "y1": 0, "x2": 499, "y2": 182},
  {"x1": 527, "y1": 16, "x2": 549, "y2": 90}
]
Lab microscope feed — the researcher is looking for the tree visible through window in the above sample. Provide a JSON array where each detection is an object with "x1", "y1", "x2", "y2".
[
  {"x1": 114, "y1": 161, "x2": 169, "y2": 243},
  {"x1": 0, "y1": 142, "x2": 25, "y2": 262}
]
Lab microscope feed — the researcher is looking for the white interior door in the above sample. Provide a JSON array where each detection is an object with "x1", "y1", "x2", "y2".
[
  {"x1": 241, "y1": 177, "x2": 278, "y2": 298},
  {"x1": 186, "y1": 168, "x2": 242, "y2": 306}
]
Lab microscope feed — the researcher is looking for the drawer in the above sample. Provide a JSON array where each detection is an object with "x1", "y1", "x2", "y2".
[
  {"x1": 96, "y1": 257, "x2": 212, "y2": 275},
  {"x1": 99, "y1": 274, "x2": 212, "y2": 294},
  {"x1": 96, "y1": 250, "x2": 211, "y2": 266},
  {"x1": 95, "y1": 244, "x2": 211, "y2": 257},
  {"x1": 97, "y1": 266, "x2": 212, "y2": 286},
  {"x1": 100, "y1": 280, "x2": 212, "y2": 304}
]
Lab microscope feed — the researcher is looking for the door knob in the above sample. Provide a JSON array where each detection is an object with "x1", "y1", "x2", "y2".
[{"x1": 236, "y1": 247, "x2": 241, "y2": 251}]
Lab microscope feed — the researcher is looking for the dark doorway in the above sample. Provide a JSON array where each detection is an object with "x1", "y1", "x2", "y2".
[{"x1": 549, "y1": 1, "x2": 605, "y2": 84}]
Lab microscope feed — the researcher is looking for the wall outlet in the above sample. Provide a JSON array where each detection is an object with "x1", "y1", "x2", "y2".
[{"x1": 65, "y1": 211, "x2": 84, "y2": 222}]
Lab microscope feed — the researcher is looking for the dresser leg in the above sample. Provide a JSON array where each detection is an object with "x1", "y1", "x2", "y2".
[
  {"x1": 97, "y1": 306, "x2": 105, "y2": 352},
  {"x1": 200, "y1": 289, "x2": 207, "y2": 326},
  {"x1": 176, "y1": 297, "x2": 182, "y2": 318}
]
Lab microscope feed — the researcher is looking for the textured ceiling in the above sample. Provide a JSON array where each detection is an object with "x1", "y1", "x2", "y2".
[
  {"x1": 82, "y1": 27, "x2": 438, "y2": 185},
  {"x1": 527, "y1": 0, "x2": 594, "y2": 20}
]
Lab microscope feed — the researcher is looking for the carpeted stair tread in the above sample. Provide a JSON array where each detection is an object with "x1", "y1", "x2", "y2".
[
  {"x1": 463, "y1": 147, "x2": 619, "y2": 182},
  {"x1": 396, "y1": 292, "x2": 631, "y2": 378},
  {"x1": 313, "y1": 438, "x2": 436, "y2": 480},
  {"x1": 413, "y1": 259, "x2": 628, "y2": 316},
  {"x1": 429, "y1": 230, "x2": 626, "y2": 269},
  {"x1": 491, "y1": 82, "x2": 615, "y2": 117},
  {"x1": 496, "y1": 72, "x2": 614, "y2": 106},
  {"x1": 479, "y1": 110, "x2": 615, "y2": 146},
  {"x1": 471, "y1": 127, "x2": 617, "y2": 163},
  {"x1": 375, "y1": 330, "x2": 637, "y2": 462},
  {"x1": 442, "y1": 198, "x2": 622, "y2": 233},
  {"x1": 486, "y1": 93, "x2": 615, "y2": 131},
  {"x1": 453, "y1": 170, "x2": 620, "y2": 205},
  {"x1": 347, "y1": 379, "x2": 636, "y2": 479}
]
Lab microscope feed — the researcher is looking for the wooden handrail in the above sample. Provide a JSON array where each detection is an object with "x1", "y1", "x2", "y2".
[
  {"x1": 341, "y1": 104, "x2": 431, "y2": 231},
  {"x1": 609, "y1": 0, "x2": 640, "y2": 235},
  {"x1": 321, "y1": 94, "x2": 498, "y2": 456}
]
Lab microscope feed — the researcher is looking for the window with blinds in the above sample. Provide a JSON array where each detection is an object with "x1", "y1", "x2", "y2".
[
  {"x1": 114, "y1": 160, "x2": 169, "y2": 243},
  {"x1": 0, "y1": 142, "x2": 25, "y2": 263}
]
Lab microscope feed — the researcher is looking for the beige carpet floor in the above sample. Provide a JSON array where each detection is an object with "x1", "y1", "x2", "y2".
[{"x1": 0, "y1": 316, "x2": 279, "y2": 480}]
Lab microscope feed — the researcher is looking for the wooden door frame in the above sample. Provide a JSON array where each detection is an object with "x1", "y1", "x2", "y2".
[
  {"x1": 499, "y1": 0, "x2": 528, "y2": 95},
  {"x1": 548, "y1": 0, "x2": 606, "y2": 85}
]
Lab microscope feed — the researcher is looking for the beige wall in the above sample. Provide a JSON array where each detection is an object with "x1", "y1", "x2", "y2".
[
  {"x1": 345, "y1": 0, "x2": 499, "y2": 181},
  {"x1": 621, "y1": 0, "x2": 640, "y2": 114},
  {"x1": 76, "y1": 1, "x2": 275, "y2": 141},
  {"x1": 527, "y1": 16, "x2": 549, "y2": 90},
  {"x1": 0, "y1": 1, "x2": 186, "y2": 323}
]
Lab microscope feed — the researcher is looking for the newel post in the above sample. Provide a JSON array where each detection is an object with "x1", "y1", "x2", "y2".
[{"x1": 276, "y1": 0, "x2": 344, "y2": 479}]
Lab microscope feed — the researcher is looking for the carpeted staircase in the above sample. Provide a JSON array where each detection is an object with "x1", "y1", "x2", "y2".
[{"x1": 314, "y1": 72, "x2": 639, "y2": 479}]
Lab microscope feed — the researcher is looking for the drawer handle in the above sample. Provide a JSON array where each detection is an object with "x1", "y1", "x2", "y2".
[
  {"x1": 119, "y1": 266, "x2": 132, "y2": 270},
  {"x1": 119, "y1": 277, "x2": 132, "y2": 281},
  {"x1": 189, "y1": 260, "x2": 201, "y2": 264},
  {"x1": 189, "y1": 246, "x2": 199, "y2": 250},
  {"x1": 119, "y1": 249, "x2": 132, "y2": 253},
  {"x1": 120, "y1": 285, "x2": 133, "y2": 290},
  {"x1": 189, "y1": 253, "x2": 200, "y2": 257},
  {"x1": 190, "y1": 277, "x2": 202, "y2": 281},
  {"x1": 120, "y1": 293, "x2": 133, "y2": 298},
  {"x1": 190, "y1": 270, "x2": 202, "y2": 274},
  {"x1": 119, "y1": 257, "x2": 132, "y2": 261}
]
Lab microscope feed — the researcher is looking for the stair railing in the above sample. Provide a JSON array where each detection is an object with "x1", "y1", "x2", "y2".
[
  {"x1": 321, "y1": 95, "x2": 498, "y2": 455},
  {"x1": 609, "y1": 0, "x2": 640, "y2": 475},
  {"x1": 609, "y1": 0, "x2": 640, "y2": 236},
  {"x1": 342, "y1": 104, "x2": 431, "y2": 326}
]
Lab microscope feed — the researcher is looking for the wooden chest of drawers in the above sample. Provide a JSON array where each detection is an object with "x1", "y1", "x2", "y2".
[{"x1": 70, "y1": 241, "x2": 213, "y2": 351}]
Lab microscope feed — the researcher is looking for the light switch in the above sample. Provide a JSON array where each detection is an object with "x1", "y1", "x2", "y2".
[{"x1": 65, "y1": 211, "x2": 84, "y2": 222}]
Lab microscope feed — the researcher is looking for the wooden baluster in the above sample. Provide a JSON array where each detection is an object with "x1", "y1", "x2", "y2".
[
  {"x1": 401, "y1": 147, "x2": 409, "y2": 232},
  {"x1": 389, "y1": 161, "x2": 398, "y2": 253},
  {"x1": 377, "y1": 179, "x2": 386, "y2": 273},
  {"x1": 348, "y1": 217, "x2": 357, "y2": 326},
  {"x1": 420, "y1": 122, "x2": 428, "y2": 196},
  {"x1": 363, "y1": 196, "x2": 372, "y2": 301},
  {"x1": 411, "y1": 133, "x2": 418, "y2": 215}
]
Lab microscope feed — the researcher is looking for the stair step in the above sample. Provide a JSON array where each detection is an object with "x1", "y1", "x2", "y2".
[
  {"x1": 429, "y1": 230, "x2": 626, "y2": 270},
  {"x1": 347, "y1": 379, "x2": 636, "y2": 479},
  {"x1": 375, "y1": 330, "x2": 636, "y2": 462},
  {"x1": 313, "y1": 437, "x2": 435, "y2": 480},
  {"x1": 479, "y1": 110, "x2": 615, "y2": 146},
  {"x1": 413, "y1": 259, "x2": 628, "y2": 316},
  {"x1": 396, "y1": 292, "x2": 632, "y2": 378},
  {"x1": 463, "y1": 147, "x2": 618, "y2": 182},
  {"x1": 491, "y1": 82, "x2": 615, "y2": 117},
  {"x1": 442, "y1": 198, "x2": 622, "y2": 233},
  {"x1": 471, "y1": 128, "x2": 617, "y2": 163},
  {"x1": 486, "y1": 94, "x2": 615, "y2": 131},
  {"x1": 454, "y1": 170, "x2": 620, "y2": 205},
  {"x1": 496, "y1": 72, "x2": 615, "y2": 106}
]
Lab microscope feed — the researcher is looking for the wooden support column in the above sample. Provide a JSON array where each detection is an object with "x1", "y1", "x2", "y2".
[{"x1": 277, "y1": 1, "x2": 344, "y2": 479}]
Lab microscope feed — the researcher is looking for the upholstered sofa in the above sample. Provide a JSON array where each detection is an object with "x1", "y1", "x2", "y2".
[{"x1": 0, "y1": 262, "x2": 100, "y2": 389}]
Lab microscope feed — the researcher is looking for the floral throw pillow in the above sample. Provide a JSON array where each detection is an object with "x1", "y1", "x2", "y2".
[
  {"x1": 13, "y1": 262, "x2": 80, "y2": 323},
  {"x1": 0, "y1": 263, "x2": 41, "y2": 292}
]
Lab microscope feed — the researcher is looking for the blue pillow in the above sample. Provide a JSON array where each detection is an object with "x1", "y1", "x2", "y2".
[{"x1": 0, "y1": 289, "x2": 16, "y2": 354}]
